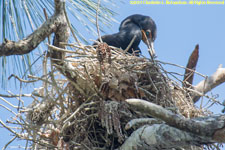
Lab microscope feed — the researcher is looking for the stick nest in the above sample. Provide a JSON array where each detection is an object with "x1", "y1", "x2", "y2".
[{"x1": 22, "y1": 43, "x2": 208, "y2": 149}]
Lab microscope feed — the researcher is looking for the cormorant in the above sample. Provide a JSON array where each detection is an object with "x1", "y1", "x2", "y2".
[{"x1": 96, "y1": 14, "x2": 157, "y2": 56}]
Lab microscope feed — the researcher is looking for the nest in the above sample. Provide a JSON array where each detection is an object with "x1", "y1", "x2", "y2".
[{"x1": 23, "y1": 43, "x2": 207, "y2": 149}]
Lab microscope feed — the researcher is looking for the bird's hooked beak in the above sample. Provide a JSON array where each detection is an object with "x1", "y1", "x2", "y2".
[{"x1": 141, "y1": 30, "x2": 155, "y2": 58}]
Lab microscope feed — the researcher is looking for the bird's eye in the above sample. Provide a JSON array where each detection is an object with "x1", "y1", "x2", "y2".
[
  {"x1": 145, "y1": 31, "x2": 152, "y2": 38},
  {"x1": 145, "y1": 31, "x2": 150, "y2": 36}
]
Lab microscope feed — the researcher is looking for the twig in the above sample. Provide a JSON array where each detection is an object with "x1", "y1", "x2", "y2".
[
  {"x1": 63, "y1": 1, "x2": 81, "y2": 46},
  {"x1": 158, "y1": 60, "x2": 206, "y2": 78},
  {"x1": 0, "y1": 119, "x2": 20, "y2": 136},
  {"x1": 96, "y1": 0, "x2": 102, "y2": 43},
  {"x1": 0, "y1": 93, "x2": 31, "y2": 98},
  {"x1": 0, "y1": 97, "x2": 20, "y2": 109},
  {"x1": 47, "y1": 44, "x2": 77, "y2": 53},
  {"x1": 2, "y1": 136, "x2": 17, "y2": 150},
  {"x1": 142, "y1": 31, "x2": 155, "y2": 60},
  {"x1": 62, "y1": 95, "x2": 97, "y2": 125},
  {"x1": 124, "y1": 35, "x2": 136, "y2": 53},
  {"x1": 8, "y1": 74, "x2": 38, "y2": 83},
  {"x1": 0, "y1": 104, "x2": 17, "y2": 115},
  {"x1": 22, "y1": 52, "x2": 46, "y2": 79}
]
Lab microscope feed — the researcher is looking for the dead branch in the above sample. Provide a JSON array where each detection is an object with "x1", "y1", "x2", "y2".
[
  {"x1": 0, "y1": 93, "x2": 31, "y2": 98},
  {"x1": 183, "y1": 44, "x2": 199, "y2": 88},
  {"x1": 193, "y1": 64, "x2": 225, "y2": 103}
]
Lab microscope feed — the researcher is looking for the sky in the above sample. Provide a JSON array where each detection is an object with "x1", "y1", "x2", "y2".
[
  {"x1": 93, "y1": 2, "x2": 225, "y2": 113},
  {"x1": 1, "y1": 0, "x2": 225, "y2": 149},
  {"x1": 103, "y1": 2, "x2": 225, "y2": 114}
]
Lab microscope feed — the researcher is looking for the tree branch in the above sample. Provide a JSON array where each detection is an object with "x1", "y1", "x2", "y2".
[
  {"x1": 0, "y1": 0, "x2": 72, "y2": 84},
  {"x1": 120, "y1": 124, "x2": 209, "y2": 150},
  {"x1": 0, "y1": 0, "x2": 66, "y2": 56},
  {"x1": 183, "y1": 44, "x2": 199, "y2": 88},
  {"x1": 193, "y1": 64, "x2": 225, "y2": 103},
  {"x1": 125, "y1": 99, "x2": 225, "y2": 142},
  {"x1": 0, "y1": 19, "x2": 55, "y2": 56}
]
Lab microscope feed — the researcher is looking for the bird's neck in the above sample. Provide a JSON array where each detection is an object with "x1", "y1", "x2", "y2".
[{"x1": 119, "y1": 24, "x2": 142, "y2": 46}]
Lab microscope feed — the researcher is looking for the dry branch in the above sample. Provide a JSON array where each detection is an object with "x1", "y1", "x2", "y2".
[
  {"x1": 3, "y1": 41, "x2": 223, "y2": 149},
  {"x1": 193, "y1": 64, "x2": 225, "y2": 102},
  {"x1": 183, "y1": 44, "x2": 199, "y2": 88}
]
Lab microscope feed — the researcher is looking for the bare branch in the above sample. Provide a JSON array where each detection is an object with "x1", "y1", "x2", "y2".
[
  {"x1": 183, "y1": 44, "x2": 199, "y2": 88},
  {"x1": 193, "y1": 64, "x2": 225, "y2": 103},
  {"x1": 125, "y1": 118, "x2": 163, "y2": 130},
  {"x1": 2, "y1": 136, "x2": 17, "y2": 150},
  {"x1": 96, "y1": 0, "x2": 103, "y2": 43},
  {"x1": 0, "y1": 119, "x2": 20, "y2": 137},
  {"x1": 120, "y1": 124, "x2": 209, "y2": 150},
  {"x1": 0, "y1": 93, "x2": 31, "y2": 98},
  {"x1": 126, "y1": 98, "x2": 225, "y2": 142}
]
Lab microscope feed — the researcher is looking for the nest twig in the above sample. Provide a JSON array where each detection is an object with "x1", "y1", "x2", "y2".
[{"x1": 0, "y1": 42, "x2": 215, "y2": 150}]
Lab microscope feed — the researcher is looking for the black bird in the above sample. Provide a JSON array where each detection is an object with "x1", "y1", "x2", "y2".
[{"x1": 96, "y1": 14, "x2": 157, "y2": 56}]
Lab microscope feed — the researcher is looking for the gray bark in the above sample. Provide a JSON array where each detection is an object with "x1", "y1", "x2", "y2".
[
  {"x1": 0, "y1": 0, "x2": 69, "y2": 57},
  {"x1": 120, "y1": 124, "x2": 208, "y2": 150},
  {"x1": 121, "y1": 99, "x2": 225, "y2": 149}
]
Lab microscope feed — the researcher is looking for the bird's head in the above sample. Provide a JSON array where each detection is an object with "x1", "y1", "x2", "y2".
[
  {"x1": 141, "y1": 28, "x2": 156, "y2": 57},
  {"x1": 119, "y1": 14, "x2": 157, "y2": 56}
]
